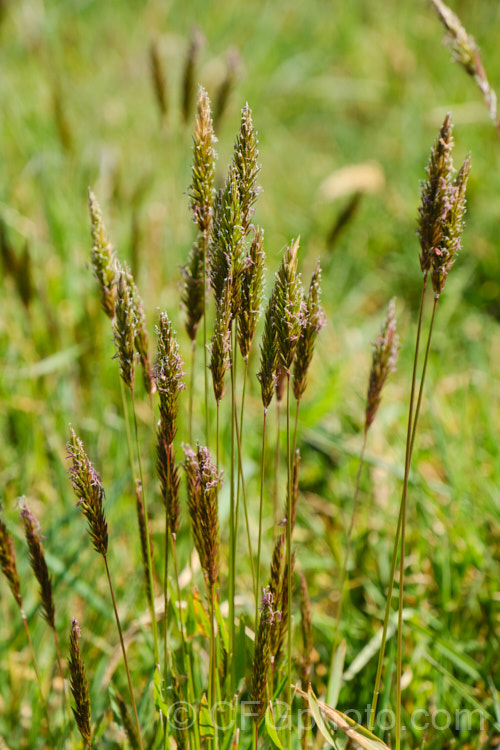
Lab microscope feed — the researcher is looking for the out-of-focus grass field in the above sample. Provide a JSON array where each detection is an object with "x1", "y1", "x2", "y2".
[{"x1": 1, "y1": 0, "x2": 499, "y2": 747}]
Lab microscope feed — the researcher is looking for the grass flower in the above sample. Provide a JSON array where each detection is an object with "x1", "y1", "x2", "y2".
[
  {"x1": 232, "y1": 103, "x2": 261, "y2": 235},
  {"x1": 69, "y1": 619, "x2": 92, "y2": 749},
  {"x1": 20, "y1": 501, "x2": 55, "y2": 628},
  {"x1": 237, "y1": 226, "x2": 265, "y2": 364},
  {"x1": 293, "y1": 260, "x2": 325, "y2": 402},
  {"x1": 365, "y1": 297, "x2": 399, "y2": 431},
  {"x1": 88, "y1": 189, "x2": 117, "y2": 320},
  {"x1": 0, "y1": 516, "x2": 22, "y2": 609},
  {"x1": 113, "y1": 269, "x2": 136, "y2": 391}
]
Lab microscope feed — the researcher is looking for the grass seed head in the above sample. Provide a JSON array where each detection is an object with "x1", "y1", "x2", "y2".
[
  {"x1": 210, "y1": 165, "x2": 246, "y2": 317},
  {"x1": 293, "y1": 260, "x2": 325, "y2": 402},
  {"x1": 299, "y1": 572, "x2": 313, "y2": 686},
  {"x1": 251, "y1": 586, "x2": 279, "y2": 720},
  {"x1": 431, "y1": 153, "x2": 471, "y2": 296},
  {"x1": 123, "y1": 264, "x2": 155, "y2": 395},
  {"x1": 67, "y1": 428, "x2": 108, "y2": 556},
  {"x1": 113, "y1": 268, "x2": 136, "y2": 391},
  {"x1": 238, "y1": 226, "x2": 265, "y2": 364},
  {"x1": 432, "y1": 0, "x2": 498, "y2": 128},
  {"x1": 365, "y1": 297, "x2": 399, "y2": 431},
  {"x1": 149, "y1": 39, "x2": 168, "y2": 120},
  {"x1": 274, "y1": 238, "x2": 304, "y2": 374},
  {"x1": 182, "y1": 28, "x2": 203, "y2": 124},
  {"x1": 417, "y1": 114, "x2": 455, "y2": 276},
  {"x1": 209, "y1": 279, "x2": 232, "y2": 403},
  {"x1": 0, "y1": 517, "x2": 22, "y2": 609},
  {"x1": 189, "y1": 86, "x2": 216, "y2": 236},
  {"x1": 69, "y1": 618, "x2": 92, "y2": 748},
  {"x1": 232, "y1": 103, "x2": 261, "y2": 234},
  {"x1": 135, "y1": 481, "x2": 153, "y2": 602},
  {"x1": 155, "y1": 311, "x2": 184, "y2": 445},
  {"x1": 157, "y1": 437, "x2": 181, "y2": 538},
  {"x1": 183, "y1": 444, "x2": 221, "y2": 590},
  {"x1": 181, "y1": 237, "x2": 206, "y2": 341},
  {"x1": 257, "y1": 287, "x2": 279, "y2": 411},
  {"x1": 88, "y1": 188, "x2": 117, "y2": 319},
  {"x1": 20, "y1": 500, "x2": 55, "y2": 628}
]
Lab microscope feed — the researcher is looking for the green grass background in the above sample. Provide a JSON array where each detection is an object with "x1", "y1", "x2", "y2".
[{"x1": 0, "y1": 0, "x2": 499, "y2": 747}]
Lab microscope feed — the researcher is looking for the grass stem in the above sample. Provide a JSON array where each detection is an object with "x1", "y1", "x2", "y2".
[
  {"x1": 255, "y1": 409, "x2": 267, "y2": 634},
  {"x1": 103, "y1": 555, "x2": 144, "y2": 750},
  {"x1": 286, "y1": 374, "x2": 292, "y2": 750}
]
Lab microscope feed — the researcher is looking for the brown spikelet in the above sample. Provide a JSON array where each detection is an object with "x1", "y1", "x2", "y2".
[
  {"x1": 67, "y1": 428, "x2": 108, "y2": 557},
  {"x1": 113, "y1": 269, "x2": 136, "y2": 391},
  {"x1": 69, "y1": 619, "x2": 92, "y2": 748},
  {"x1": 0, "y1": 517, "x2": 22, "y2": 609},
  {"x1": 182, "y1": 29, "x2": 203, "y2": 124},
  {"x1": 150, "y1": 38, "x2": 168, "y2": 122},
  {"x1": 274, "y1": 238, "x2": 304, "y2": 374},
  {"x1": 155, "y1": 311, "x2": 185, "y2": 445},
  {"x1": 431, "y1": 0, "x2": 499, "y2": 133},
  {"x1": 251, "y1": 587, "x2": 279, "y2": 720},
  {"x1": 157, "y1": 437, "x2": 181, "y2": 539},
  {"x1": 431, "y1": 154, "x2": 471, "y2": 297},
  {"x1": 275, "y1": 368, "x2": 286, "y2": 405},
  {"x1": 237, "y1": 226, "x2": 265, "y2": 363},
  {"x1": 257, "y1": 287, "x2": 279, "y2": 411},
  {"x1": 293, "y1": 260, "x2": 325, "y2": 402},
  {"x1": 299, "y1": 572, "x2": 313, "y2": 687},
  {"x1": 20, "y1": 501, "x2": 55, "y2": 628},
  {"x1": 135, "y1": 481, "x2": 153, "y2": 602},
  {"x1": 183, "y1": 444, "x2": 221, "y2": 589},
  {"x1": 365, "y1": 298, "x2": 399, "y2": 432},
  {"x1": 88, "y1": 189, "x2": 117, "y2": 319},
  {"x1": 417, "y1": 114, "x2": 454, "y2": 275},
  {"x1": 209, "y1": 279, "x2": 232, "y2": 403}
]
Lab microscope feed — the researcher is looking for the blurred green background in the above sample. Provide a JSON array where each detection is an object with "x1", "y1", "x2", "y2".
[{"x1": 1, "y1": 0, "x2": 499, "y2": 747}]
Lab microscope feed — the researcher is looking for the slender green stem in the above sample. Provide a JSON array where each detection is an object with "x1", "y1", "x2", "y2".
[
  {"x1": 21, "y1": 611, "x2": 52, "y2": 740},
  {"x1": 164, "y1": 498, "x2": 170, "y2": 749},
  {"x1": 234, "y1": 362, "x2": 249, "y2": 575},
  {"x1": 396, "y1": 294, "x2": 438, "y2": 750},
  {"x1": 103, "y1": 555, "x2": 144, "y2": 750},
  {"x1": 369, "y1": 275, "x2": 427, "y2": 731},
  {"x1": 209, "y1": 583, "x2": 217, "y2": 720},
  {"x1": 255, "y1": 409, "x2": 268, "y2": 634},
  {"x1": 286, "y1": 374, "x2": 292, "y2": 750},
  {"x1": 332, "y1": 429, "x2": 368, "y2": 655},
  {"x1": 233, "y1": 401, "x2": 256, "y2": 596},
  {"x1": 131, "y1": 389, "x2": 160, "y2": 668},
  {"x1": 189, "y1": 339, "x2": 196, "y2": 445}
]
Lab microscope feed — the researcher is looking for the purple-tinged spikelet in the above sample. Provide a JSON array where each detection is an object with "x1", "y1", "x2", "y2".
[
  {"x1": 0, "y1": 517, "x2": 22, "y2": 609},
  {"x1": 155, "y1": 311, "x2": 185, "y2": 445},
  {"x1": 135, "y1": 481, "x2": 153, "y2": 602},
  {"x1": 273, "y1": 238, "x2": 304, "y2": 374},
  {"x1": 417, "y1": 114, "x2": 455, "y2": 276},
  {"x1": 69, "y1": 619, "x2": 92, "y2": 748},
  {"x1": 67, "y1": 429, "x2": 108, "y2": 557},
  {"x1": 257, "y1": 287, "x2": 279, "y2": 411},
  {"x1": 251, "y1": 586, "x2": 279, "y2": 720},
  {"x1": 431, "y1": 154, "x2": 471, "y2": 297},
  {"x1": 232, "y1": 103, "x2": 261, "y2": 235},
  {"x1": 293, "y1": 260, "x2": 325, "y2": 402},
  {"x1": 88, "y1": 189, "x2": 117, "y2": 319},
  {"x1": 238, "y1": 226, "x2": 265, "y2": 364},
  {"x1": 365, "y1": 298, "x2": 399, "y2": 432},
  {"x1": 183, "y1": 444, "x2": 221, "y2": 590},
  {"x1": 209, "y1": 279, "x2": 232, "y2": 403},
  {"x1": 113, "y1": 269, "x2": 136, "y2": 391},
  {"x1": 182, "y1": 238, "x2": 205, "y2": 342},
  {"x1": 20, "y1": 501, "x2": 55, "y2": 628}
]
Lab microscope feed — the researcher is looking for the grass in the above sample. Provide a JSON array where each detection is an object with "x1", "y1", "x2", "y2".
[{"x1": 1, "y1": 0, "x2": 500, "y2": 748}]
